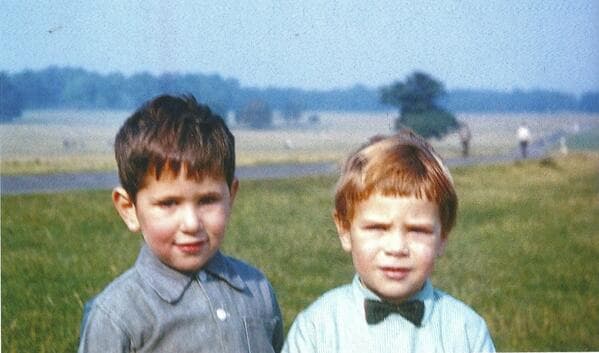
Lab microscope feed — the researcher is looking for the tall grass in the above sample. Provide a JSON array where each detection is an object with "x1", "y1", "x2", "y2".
[{"x1": 2, "y1": 153, "x2": 598, "y2": 351}]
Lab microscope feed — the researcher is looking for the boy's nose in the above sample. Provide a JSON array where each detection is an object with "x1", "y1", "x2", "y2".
[
  {"x1": 385, "y1": 232, "x2": 409, "y2": 256},
  {"x1": 180, "y1": 206, "x2": 202, "y2": 233}
]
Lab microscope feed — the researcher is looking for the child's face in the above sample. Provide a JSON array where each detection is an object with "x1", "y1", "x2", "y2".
[
  {"x1": 114, "y1": 170, "x2": 238, "y2": 273},
  {"x1": 336, "y1": 192, "x2": 446, "y2": 304}
]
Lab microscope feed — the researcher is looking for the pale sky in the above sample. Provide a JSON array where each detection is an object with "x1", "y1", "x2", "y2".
[{"x1": 1, "y1": 0, "x2": 598, "y2": 95}]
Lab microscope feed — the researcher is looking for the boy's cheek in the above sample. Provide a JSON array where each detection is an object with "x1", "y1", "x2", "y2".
[
  {"x1": 216, "y1": 206, "x2": 234, "y2": 225},
  {"x1": 139, "y1": 221, "x2": 177, "y2": 239},
  {"x1": 205, "y1": 219, "x2": 228, "y2": 236},
  {"x1": 413, "y1": 244, "x2": 438, "y2": 259}
]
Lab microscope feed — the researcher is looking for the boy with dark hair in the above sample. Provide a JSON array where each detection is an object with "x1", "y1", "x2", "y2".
[
  {"x1": 79, "y1": 94, "x2": 283, "y2": 353},
  {"x1": 283, "y1": 130, "x2": 495, "y2": 353}
]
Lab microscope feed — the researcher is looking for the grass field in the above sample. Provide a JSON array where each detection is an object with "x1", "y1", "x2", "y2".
[
  {"x1": 2, "y1": 110, "x2": 598, "y2": 175},
  {"x1": 2, "y1": 152, "x2": 598, "y2": 352}
]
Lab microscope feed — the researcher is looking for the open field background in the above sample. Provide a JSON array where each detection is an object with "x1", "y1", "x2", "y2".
[
  {"x1": 2, "y1": 152, "x2": 599, "y2": 352},
  {"x1": 2, "y1": 110, "x2": 598, "y2": 175}
]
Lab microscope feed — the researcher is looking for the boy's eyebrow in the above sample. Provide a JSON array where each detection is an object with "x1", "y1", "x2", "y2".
[
  {"x1": 153, "y1": 190, "x2": 223, "y2": 198},
  {"x1": 358, "y1": 215, "x2": 392, "y2": 224},
  {"x1": 195, "y1": 191, "x2": 224, "y2": 199},
  {"x1": 149, "y1": 194, "x2": 182, "y2": 202},
  {"x1": 404, "y1": 217, "x2": 436, "y2": 226}
]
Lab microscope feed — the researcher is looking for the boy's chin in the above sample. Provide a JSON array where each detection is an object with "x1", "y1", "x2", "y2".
[
  {"x1": 173, "y1": 264, "x2": 203, "y2": 274},
  {"x1": 372, "y1": 283, "x2": 424, "y2": 304},
  {"x1": 166, "y1": 258, "x2": 206, "y2": 274},
  {"x1": 378, "y1": 293, "x2": 413, "y2": 304}
]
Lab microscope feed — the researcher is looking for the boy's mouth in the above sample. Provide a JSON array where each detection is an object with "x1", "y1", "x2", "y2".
[
  {"x1": 381, "y1": 267, "x2": 410, "y2": 280},
  {"x1": 176, "y1": 240, "x2": 206, "y2": 254}
]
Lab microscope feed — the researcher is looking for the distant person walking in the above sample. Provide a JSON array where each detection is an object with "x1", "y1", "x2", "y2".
[
  {"x1": 458, "y1": 122, "x2": 472, "y2": 157},
  {"x1": 517, "y1": 123, "x2": 531, "y2": 158}
]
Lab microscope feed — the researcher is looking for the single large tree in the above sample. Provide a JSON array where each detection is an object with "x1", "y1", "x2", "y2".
[{"x1": 380, "y1": 71, "x2": 458, "y2": 139}]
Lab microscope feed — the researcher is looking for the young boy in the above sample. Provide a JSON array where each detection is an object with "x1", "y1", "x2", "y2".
[
  {"x1": 78, "y1": 95, "x2": 284, "y2": 353},
  {"x1": 282, "y1": 131, "x2": 495, "y2": 353}
]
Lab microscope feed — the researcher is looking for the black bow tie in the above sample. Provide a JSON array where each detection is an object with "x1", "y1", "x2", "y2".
[{"x1": 364, "y1": 299, "x2": 424, "y2": 326}]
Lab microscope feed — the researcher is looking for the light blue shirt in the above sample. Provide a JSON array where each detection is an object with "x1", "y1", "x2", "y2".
[
  {"x1": 282, "y1": 275, "x2": 495, "y2": 353},
  {"x1": 79, "y1": 245, "x2": 284, "y2": 353}
]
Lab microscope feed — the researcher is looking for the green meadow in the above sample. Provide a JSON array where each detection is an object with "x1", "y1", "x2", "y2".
[{"x1": 2, "y1": 152, "x2": 599, "y2": 352}]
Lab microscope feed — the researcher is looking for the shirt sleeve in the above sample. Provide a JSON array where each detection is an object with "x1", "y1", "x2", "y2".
[
  {"x1": 282, "y1": 311, "x2": 317, "y2": 353},
  {"x1": 467, "y1": 317, "x2": 496, "y2": 353},
  {"x1": 78, "y1": 305, "x2": 132, "y2": 353}
]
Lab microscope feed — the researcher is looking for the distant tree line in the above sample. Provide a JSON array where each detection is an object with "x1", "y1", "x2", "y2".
[
  {"x1": 442, "y1": 89, "x2": 599, "y2": 113},
  {"x1": 1, "y1": 66, "x2": 598, "y2": 123}
]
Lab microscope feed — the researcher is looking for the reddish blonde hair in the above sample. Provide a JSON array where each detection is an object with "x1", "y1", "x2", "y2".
[{"x1": 334, "y1": 130, "x2": 457, "y2": 238}]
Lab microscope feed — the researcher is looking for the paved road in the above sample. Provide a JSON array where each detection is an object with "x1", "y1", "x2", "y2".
[
  {"x1": 0, "y1": 130, "x2": 566, "y2": 196},
  {"x1": 1, "y1": 162, "x2": 339, "y2": 195}
]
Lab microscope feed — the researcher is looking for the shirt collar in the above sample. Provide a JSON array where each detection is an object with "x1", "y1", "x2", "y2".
[
  {"x1": 202, "y1": 251, "x2": 247, "y2": 292},
  {"x1": 352, "y1": 274, "x2": 435, "y2": 326},
  {"x1": 135, "y1": 245, "x2": 246, "y2": 304}
]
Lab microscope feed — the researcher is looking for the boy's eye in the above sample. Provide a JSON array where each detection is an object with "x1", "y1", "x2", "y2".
[
  {"x1": 363, "y1": 224, "x2": 389, "y2": 231},
  {"x1": 157, "y1": 199, "x2": 178, "y2": 208},
  {"x1": 408, "y1": 226, "x2": 433, "y2": 235},
  {"x1": 198, "y1": 195, "x2": 220, "y2": 205}
]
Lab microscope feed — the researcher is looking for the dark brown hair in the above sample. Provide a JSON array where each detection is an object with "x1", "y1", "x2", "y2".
[{"x1": 114, "y1": 94, "x2": 235, "y2": 202}]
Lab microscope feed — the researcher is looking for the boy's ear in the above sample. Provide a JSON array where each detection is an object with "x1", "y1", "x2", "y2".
[
  {"x1": 333, "y1": 210, "x2": 352, "y2": 253},
  {"x1": 112, "y1": 187, "x2": 141, "y2": 232},
  {"x1": 437, "y1": 236, "x2": 448, "y2": 257},
  {"x1": 229, "y1": 178, "x2": 239, "y2": 205}
]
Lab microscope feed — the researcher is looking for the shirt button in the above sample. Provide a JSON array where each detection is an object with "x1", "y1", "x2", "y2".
[
  {"x1": 216, "y1": 308, "x2": 227, "y2": 321},
  {"x1": 198, "y1": 272, "x2": 207, "y2": 282}
]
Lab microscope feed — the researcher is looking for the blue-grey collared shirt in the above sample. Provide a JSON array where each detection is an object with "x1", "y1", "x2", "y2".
[
  {"x1": 282, "y1": 275, "x2": 495, "y2": 353},
  {"x1": 78, "y1": 245, "x2": 284, "y2": 353}
]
